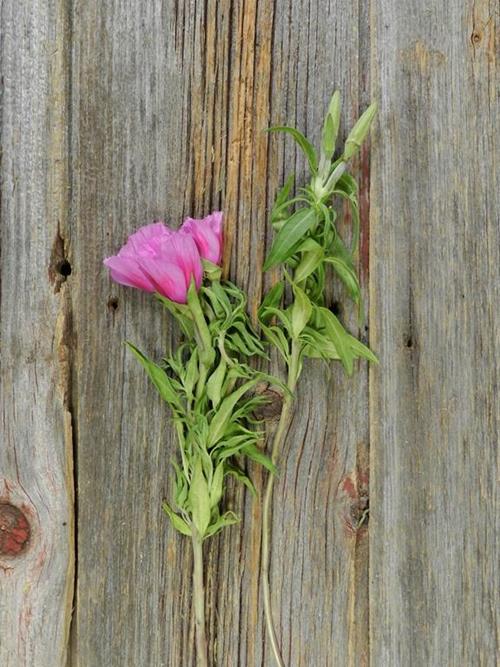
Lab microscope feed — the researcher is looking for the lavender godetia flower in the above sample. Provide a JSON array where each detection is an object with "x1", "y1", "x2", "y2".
[{"x1": 103, "y1": 212, "x2": 224, "y2": 303}]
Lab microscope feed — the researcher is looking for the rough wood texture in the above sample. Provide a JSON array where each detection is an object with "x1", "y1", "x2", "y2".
[
  {"x1": 0, "y1": 1, "x2": 74, "y2": 665},
  {"x1": 1, "y1": 0, "x2": 497, "y2": 666},
  {"x1": 370, "y1": 0, "x2": 499, "y2": 665}
]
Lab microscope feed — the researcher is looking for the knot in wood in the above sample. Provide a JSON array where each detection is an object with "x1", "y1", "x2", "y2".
[
  {"x1": 0, "y1": 503, "x2": 31, "y2": 557},
  {"x1": 252, "y1": 388, "x2": 284, "y2": 421}
]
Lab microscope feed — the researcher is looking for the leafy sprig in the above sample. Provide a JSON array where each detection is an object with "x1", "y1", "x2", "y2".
[
  {"x1": 261, "y1": 92, "x2": 378, "y2": 375},
  {"x1": 259, "y1": 92, "x2": 378, "y2": 667},
  {"x1": 127, "y1": 272, "x2": 279, "y2": 543}
]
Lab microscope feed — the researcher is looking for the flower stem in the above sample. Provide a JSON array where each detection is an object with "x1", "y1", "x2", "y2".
[
  {"x1": 191, "y1": 532, "x2": 208, "y2": 667},
  {"x1": 261, "y1": 340, "x2": 301, "y2": 667}
]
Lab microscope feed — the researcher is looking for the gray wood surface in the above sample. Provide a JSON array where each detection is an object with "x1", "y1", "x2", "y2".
[
  {"x1": 0, "y1": 1, "x2": 74, "y2": 665},
  {"x1": 370, "y1": 1, "x2": 499, "y2": 665},
  {"x1": 0, "y1": 1, "x2": 497, "y2": 666}
]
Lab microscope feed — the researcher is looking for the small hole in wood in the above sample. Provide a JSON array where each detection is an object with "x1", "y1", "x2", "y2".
[
  {"x1": 406, "y1": 337, "x2": 413, "y2": 348},
  {"x1": 57, "y1": 260, "x2": 72, "y2": 277},
  {"x1": 107, "y1": 297, "x2": 119, "y2": 312}
]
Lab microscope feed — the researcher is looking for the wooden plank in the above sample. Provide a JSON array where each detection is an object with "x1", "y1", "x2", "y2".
[
  {"x1": 71, "y1": 1, "x2": 371, "y2": 665},
  {"x1": 369, "y1": 0, "x2": 499, "y2": 664},
  {"x1": 0, "y1": 1, "x2": 74, "y2": 665}
]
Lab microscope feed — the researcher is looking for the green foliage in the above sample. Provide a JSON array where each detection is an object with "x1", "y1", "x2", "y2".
[
  {"x1": 129, "y1": 278, "x2": 277, "y2": 542},
  {"x1": 261, "y1": 91, "x2": 378, "y2": 379}
]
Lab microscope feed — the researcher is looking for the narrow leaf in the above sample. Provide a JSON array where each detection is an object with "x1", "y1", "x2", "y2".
[
  {"x1": 347, "y1": 335, "x2": 379, "y2": 364},
  {"x1": 241, "y1": 443, "x2": 276, "y2": 474},
  {"x1": 291, "y1": 285, "x2": 313, "y2": 338},
  {"x1": 264, "y1": 208, "x2": 317, "y2": 271},
  {"x1": 126, "y1": 342, "x2": 181, "y2": 408},
  {"x1": 207, "y1": 380, "x2": 257, "y2": 446},
  {"x1": 267, "y1": 126, "x2": 318, "y2": 172},
  {"x1": 189, "y1": 459, "x2": 211, "y2": 537},
  {"x1": 317, "y1": 307, "x2": 354, "y2": 375},
  {"x1": 162, "y1": 502, "x2": 191, "y2": 537}
]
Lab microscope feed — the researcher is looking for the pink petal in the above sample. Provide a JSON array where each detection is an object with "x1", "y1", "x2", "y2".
[
  {"x1": 137, "y1": 233, "x2": 202, "y2": 303},
  {"x1": 180, "y1": 212, "x2": 223, "y2": 265},
  {"x1": 127, "y1": 221, "x2": 173, "y2": 256},
  {"x1": 103, "y1": 255, "x2": 155, "y2": 292}
]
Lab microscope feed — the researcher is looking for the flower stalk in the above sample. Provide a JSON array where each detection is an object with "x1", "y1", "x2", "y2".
[
  {"x1": 259, "y1": 92, "x2": 378, "y2": 665},
  {"x1": 191, "y1": 531, "x2": 208, "y2": 667},
  {"x1": 261, "y1": 340, "x2": 300, "y2": 667}
]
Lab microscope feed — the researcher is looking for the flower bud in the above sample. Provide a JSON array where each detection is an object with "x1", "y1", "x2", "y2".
[{"x1": 343, "y1": 102, "x2": 377, "y2": 160}]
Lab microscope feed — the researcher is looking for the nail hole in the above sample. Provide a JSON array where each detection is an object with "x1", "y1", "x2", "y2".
[
  {"x1": 107, "y1": 297, "x2": 119, "y2": 312},
  {"x1": 406, "y1": 337, "x2": 413, "y2": 348},
  {"x1": 57, "y1": 260, "x2": 72, "y2": 277}
]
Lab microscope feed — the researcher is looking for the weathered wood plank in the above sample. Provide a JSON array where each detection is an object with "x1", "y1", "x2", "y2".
[
  {"x1": 71, "y1": 1, "x2": 371, "y2": 665},
  {"x1": 0, "y1": 1, "x2": 74, "y2": 665},
  {"x1": 370, "y1": 0, "x2": 499, "y2": 664}
]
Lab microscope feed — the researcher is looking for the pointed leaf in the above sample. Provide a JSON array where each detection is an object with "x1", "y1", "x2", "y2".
[
  {"x1": 264, "y1": 208, "x2": 317, "y2": 271},
  {"x1": 317, "y1": 307, "x2": 354, "y2": 375},
  {"x1": 126, "y1": 342, "x2": 181, "y2": 408},
  {"x1": 189, "y1": 459, "x2": 211, "y2": 537},
  {"x1": 207, "y1": 380, "x2": 258, "y2": 446},
  {"x1": 291, "y1": 285, "x2": 313, "y2": 338},
  {"x1": 267, "y1": 126, "x2": 318, "y2": 172},
  {"x1": 241, "y1": 443, "x2": 276, "y2": 474},
  {"x1": 162, "y1": 502, "x2": 191, "y2": 537}
]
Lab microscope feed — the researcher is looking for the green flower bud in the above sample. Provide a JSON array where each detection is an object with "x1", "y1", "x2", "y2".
[{"x1": 343, "y1": 102, "x2": 377, "y2": 160}]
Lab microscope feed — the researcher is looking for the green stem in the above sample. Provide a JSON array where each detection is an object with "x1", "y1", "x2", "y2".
[
  {"x1": 188, "y1": 282, "x2": 214, "y2": 367},
  {"x1": 261, "y1": 340, "x2": 301, "y2": 667},
  {"x1": 191, "y1": 531, "x2": 208, "y2": 667}
]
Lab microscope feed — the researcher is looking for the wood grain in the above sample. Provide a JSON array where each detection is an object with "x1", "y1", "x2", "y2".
[
  {"x1": 369, "y1": 0, "x2": 499, "y2": 664},
  {"x1": 0, "y1": 1, "x2": 74, "y2": 665},
  {"x1": 70, "y1": 1, "x2": 370, "y2": 666},
  {"x1": 2, "y1": 0, "x2": 498, "y2": 665}
]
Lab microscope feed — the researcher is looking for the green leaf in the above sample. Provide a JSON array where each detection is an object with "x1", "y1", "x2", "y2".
[
  {"x1": 225, "y1": 463, "x2": 257, "y2": 497},
  {"x1": 126, "y1": 342, "x2": 181, "y2": 408},
  {"x1": 259, "y1": 282, "x2": 285, "y2": 322},
  {"x1": 209, "y1": 463, "x2": 224, "y2": 509},
  {"x1": 204, "y1": 511, "x2": 240, "y2": 539},
  {"x1": 264, "y1": 208, "x2": 317, "y2": 271},
  {"x1": 241, "y1": 443, "x2": 276, "y2": 474},
  {"x1": 189, "y1": 459, "x2": 211, "y2": 537},
  {"x1": 267, "y1": 126, "x2": 318, "y2": 173},
  {"x1": 317, "y1": 307, "x2": 354, "y2": 375},
  {"x1": 291, "y1": 284, "x2": 313, "y2": 338},
  {"x1": 327, "y1": 91, "x2": 341, "y2": 149},
  {"x1": 162, "y1": 502, "x2": 191, "y2": 537},
  {"x1": 325, "y1": 257, "x2": 361, "y2": 304},
  {"x1": 300, "y1": 326, "x2": 340, "y2": 360},
  {"x1": 184, "y1": 348, "x2": 199, "y2": 399},
  {"x1": 207, "y1": 380, "x2": 258, "y2": 446},
  {"x1": 343, "y1": 102, "x2": 377, "y2": 160},
  {"x1": 347, "y1": 335, "x2": 379, "y2": 364},
  {"x1": 271, "y1": 174, "x2": 295, "y2": 224},
  {"x1": 155, "y1": 294, "x2": 195, "y2": 338},
  {"x1": 321, "y1": 113, "x2": 335, "y2": 160},
  {"x1": 294, "y1": 238, "x2": 324, "y2": 284},
  {"x1": 259, "y1": 321, "x2": 289, "y2": 361},
  {"x1": 206, "y1": 358, "x2": 227, "y2": 409}
]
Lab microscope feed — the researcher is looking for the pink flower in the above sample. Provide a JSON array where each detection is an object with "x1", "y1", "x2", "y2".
[
  {"x1": 104, "y1": 222, "x2": 203, "y2": 303},
  {"x1": 181, "y1": 211, "x2": 223, "y2": 264}
]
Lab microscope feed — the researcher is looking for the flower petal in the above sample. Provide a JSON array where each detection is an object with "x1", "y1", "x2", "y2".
[{"x1": 103, "y1": 255, "x2": 155, "y2": 292}]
